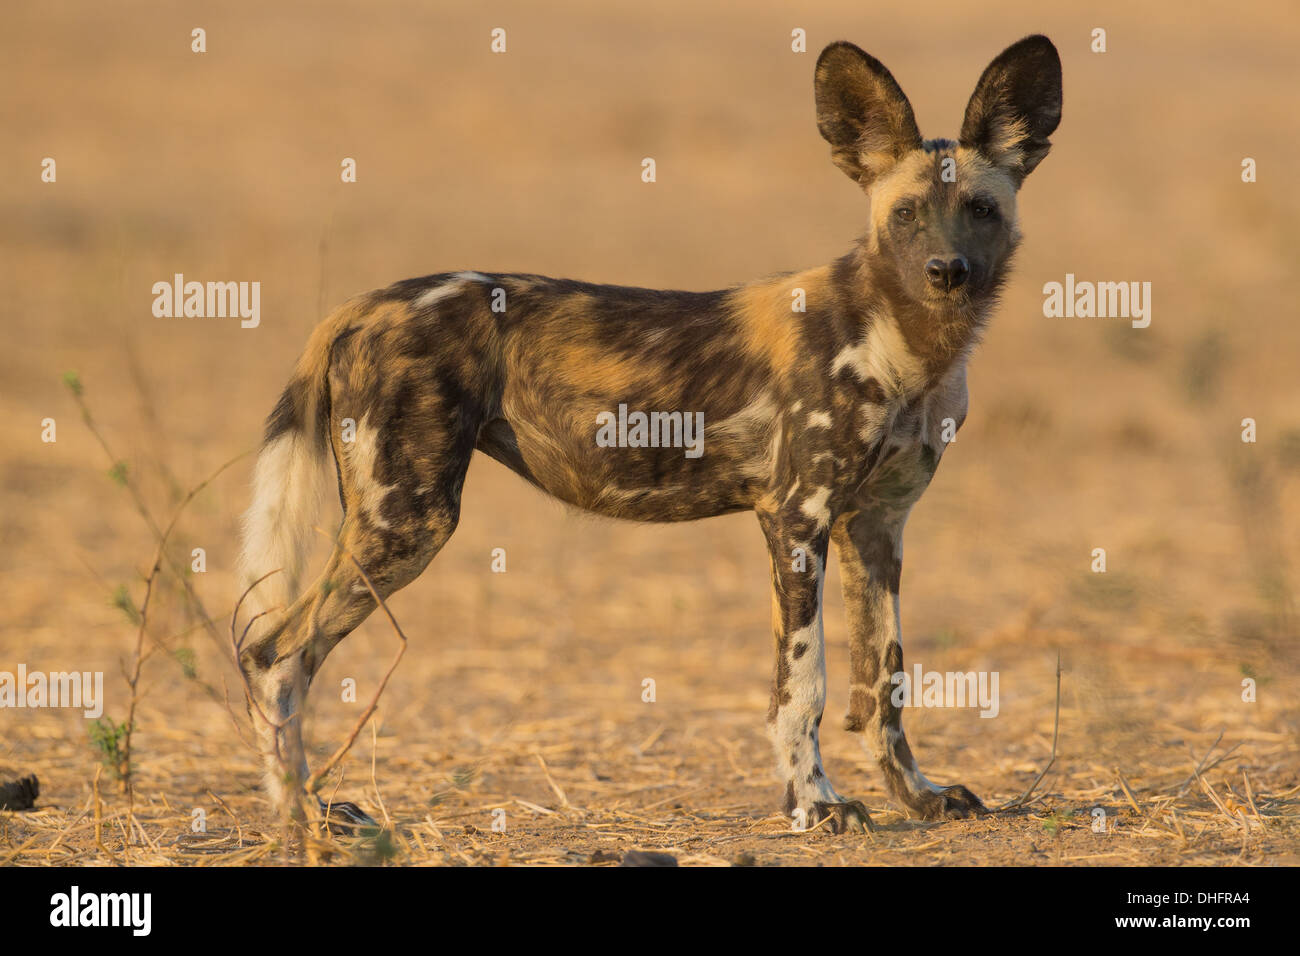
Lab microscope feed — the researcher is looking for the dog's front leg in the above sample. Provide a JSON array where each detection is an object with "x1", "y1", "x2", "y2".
[
  {"x1": 833, "y1": 509, "x2": 987, "y2": 820},
  {"x1": 758, "y1": 508, "x2": 872, "y2": 834}
]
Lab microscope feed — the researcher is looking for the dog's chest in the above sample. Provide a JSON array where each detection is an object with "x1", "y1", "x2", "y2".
[{"x1": 853, "y1": 371, "x2": 968, "y2": 509}]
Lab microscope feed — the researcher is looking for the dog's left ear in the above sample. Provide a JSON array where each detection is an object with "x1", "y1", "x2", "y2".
[{"x1": 960, "y1": 35, "x2": 1062, "y2": 185}]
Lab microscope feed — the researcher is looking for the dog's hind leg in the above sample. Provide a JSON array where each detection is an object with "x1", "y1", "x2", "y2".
[{"x1": 239, "y1": 403, "x2": 473, "y2": 827}]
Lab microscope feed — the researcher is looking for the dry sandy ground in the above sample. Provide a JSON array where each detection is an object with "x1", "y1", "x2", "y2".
[{"x1": 1, "y1": 0, "x2": 1298, "y2": 865}]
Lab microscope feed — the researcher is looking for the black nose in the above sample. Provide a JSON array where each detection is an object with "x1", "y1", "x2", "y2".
[{"x1": 924, "y1": 256, "x2": 970, "y2": 291}]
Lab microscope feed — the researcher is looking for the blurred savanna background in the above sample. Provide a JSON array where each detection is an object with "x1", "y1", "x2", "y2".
[{"x1": 1, "y1": 0, "x2": 1297, "y2": 865}]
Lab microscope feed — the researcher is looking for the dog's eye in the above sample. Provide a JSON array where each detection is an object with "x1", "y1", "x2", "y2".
[
  {"x1": 971, "y1": 203, "x2": 993, "y2": 219},
  {"x1": 894, "y1": 207, "x2": 915, "y2": 223}
]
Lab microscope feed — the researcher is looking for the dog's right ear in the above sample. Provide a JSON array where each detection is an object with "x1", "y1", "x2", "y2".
[{"x1": 815, "y1": 42, "x2": 922, "y2": 189}]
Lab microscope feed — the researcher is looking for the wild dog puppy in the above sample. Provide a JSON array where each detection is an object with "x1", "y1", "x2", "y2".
[{"x1": 237, "y1": 36, "x2": 1062, "y2": 832}]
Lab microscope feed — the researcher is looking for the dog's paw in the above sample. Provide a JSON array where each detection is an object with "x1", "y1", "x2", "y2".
[
  {"x1": 810, "y1": 799, "x2": 875, "y2": 834},
  {"x1": 905, "y1": 784, "x2": 988, "y2": 821},
  {"x1": 318, "y1": 798, "x2": 378, "y2": 833}
]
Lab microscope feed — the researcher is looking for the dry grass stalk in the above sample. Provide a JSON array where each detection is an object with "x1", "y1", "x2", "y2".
[{"x1": 999, "y1": 651, "x2": 1061, "y2": 811}]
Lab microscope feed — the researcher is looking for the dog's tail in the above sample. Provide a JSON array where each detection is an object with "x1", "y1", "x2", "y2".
[{"x1": 236, "y1": 308, "x2": 355, "y2": 643}]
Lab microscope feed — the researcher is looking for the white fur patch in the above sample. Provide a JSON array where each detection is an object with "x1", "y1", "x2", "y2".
[
  {"x1": 831, "y1": 314, "x2": 925, "y2": 396},
  {"x1": 806, "y1": 410, "x2": 832, "y2": 429},
  {"x1": 857, "y1": 402, "x2": 890, "y2": 442},
  {"x1": 344, "y1": 417, "x2": 399, "y2": 529},
  {"x1": 783, "y1": 479, "x2": 802, "y2": 505},
  {"x1": 799, "y1": 486, "x2": 832, "y2": 530},
  {"x1": 414, "y1": 279, "x2": 474, "y2": 309},
  {"x1": 768, "y1": 568, "x2": 841, "y2": 810},
  {"x1": 709, "y1": 391, "x2": 780, "y2": 478}
]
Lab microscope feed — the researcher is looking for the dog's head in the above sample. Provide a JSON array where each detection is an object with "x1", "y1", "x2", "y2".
[{"x1": 815, "y1": 36, "x2": 1061, "y2": 313}]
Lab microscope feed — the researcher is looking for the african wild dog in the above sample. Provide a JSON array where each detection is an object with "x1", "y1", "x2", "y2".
[{"x1": 237, "y1": 36, "x2": 1062, "y2": 832}]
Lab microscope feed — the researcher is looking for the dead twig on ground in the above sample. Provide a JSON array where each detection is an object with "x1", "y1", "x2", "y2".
[{"x1": 999, "y1": 651, "x2": 1061, "y2": 811}]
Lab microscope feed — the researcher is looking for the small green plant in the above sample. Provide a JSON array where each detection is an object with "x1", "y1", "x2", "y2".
[
  {"x1": 1042, "y1": 808, "x2": 1074, "y2": 835},
  {"x1": 110, "y1": 584, "x2": 141, "y2": 626},
  {"x1": 1239, "y1": 661, "x2": 1272, "y2": 689},
  {"x1": 450, "y1": 765, "x2": 477, "y2": 789},
  {"x1": 89, "y1": 717, "x2": 131, "y2": 780},
  {"x1": 172, "y1": 647, "x2": 197, "y2": 679}
]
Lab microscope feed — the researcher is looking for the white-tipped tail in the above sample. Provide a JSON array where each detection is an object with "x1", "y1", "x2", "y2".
[{"x1": 236, "y1": 432, "x2": 331, "y2": 641}]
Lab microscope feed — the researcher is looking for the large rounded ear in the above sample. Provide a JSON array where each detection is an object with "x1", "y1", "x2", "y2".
[
  {"x1": 959, "y1": 35, "x2": 1062, "y2": 185},
  {"x1": 814, "y1": 42, "x2": 922, "y2": 189}
]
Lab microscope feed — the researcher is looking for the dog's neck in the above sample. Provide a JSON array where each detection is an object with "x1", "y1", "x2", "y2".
[{"x1": 830, "y1": 245, "x2": 994, "y2": 388}]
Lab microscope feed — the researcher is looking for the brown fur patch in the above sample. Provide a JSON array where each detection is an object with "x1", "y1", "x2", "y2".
[{"x1": 729, "y1": 268, "x2": 828, "y2": 376}]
